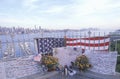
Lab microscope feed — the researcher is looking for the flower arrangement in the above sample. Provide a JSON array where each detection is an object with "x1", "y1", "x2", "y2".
[
  {"x1": 42, "y1": 55, "x2": 58, "y2": 71},
  {"x1": 75, "y1": 55, "x2": 91, "y2": 71}
]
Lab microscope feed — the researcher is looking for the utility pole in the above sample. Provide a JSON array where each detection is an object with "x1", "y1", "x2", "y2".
[
  {"x1": 10, "y1": 33, "x2": 15, "y2": 57},
  {"x1": 88, "y1": 30, "x2": 91, "y2": 50}
]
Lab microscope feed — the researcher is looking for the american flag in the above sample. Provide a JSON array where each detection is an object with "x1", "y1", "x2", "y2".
[
  {"x1": 37, "y1": 38, "x2": 65, "y2": 53},
  {"x1": 36, "y1": 36, "x2": 110, "y2": 54},
  {"x1": 65, "y1": 36, "x2": 110, "y2": 51}
]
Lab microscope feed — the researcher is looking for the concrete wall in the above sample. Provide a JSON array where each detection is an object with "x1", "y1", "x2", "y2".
[
  {"x1": 53, "y1": 47, "x2": 82, "y2": 66},
  {"x1": 85, "y1": 50, "x2": 117, "y2": 75},
  {"x1": 53, "y1": 47, "x2": 118, "y2": 75},
  {"x1": 0, "y1": 55, "x2": 43, "y2": 79},
  {"x1": 0, "y1": 47, "x2": 118, "y2": 79}
]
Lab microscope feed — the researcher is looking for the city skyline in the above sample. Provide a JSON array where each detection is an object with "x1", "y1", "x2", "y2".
[{"x1": 0, "y1": 0, "x2": 120, "y2": 30}]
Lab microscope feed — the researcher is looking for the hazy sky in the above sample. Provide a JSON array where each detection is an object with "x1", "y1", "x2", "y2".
[{"x1": 0, "y1": 0, "x2": 120, "y2": 30}]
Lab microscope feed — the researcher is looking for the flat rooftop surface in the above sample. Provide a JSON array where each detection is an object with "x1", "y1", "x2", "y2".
[{"x1": 18, "y1": 71, "x2": 120, "y2": 79}]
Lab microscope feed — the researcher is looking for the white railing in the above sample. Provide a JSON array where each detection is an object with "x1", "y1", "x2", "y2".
[{"x1": 0, "y1": 31, "x2": 119, "y2": 59}]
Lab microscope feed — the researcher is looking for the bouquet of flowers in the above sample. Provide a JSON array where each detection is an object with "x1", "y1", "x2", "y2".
[
  {"x1": 42, "y1": 56, "x2": 58, "y2": 71},
  {"x1": 75, "y1": 55, "x2": 91, "y2": 71}
]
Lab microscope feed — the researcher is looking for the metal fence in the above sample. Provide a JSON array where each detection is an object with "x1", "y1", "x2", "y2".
[
  {"x1": 0, "y1": 33, "x2": 36, "y2": 59},
  {"x1": 0, "y1": 31, "x2": 120, "y2": 59}
]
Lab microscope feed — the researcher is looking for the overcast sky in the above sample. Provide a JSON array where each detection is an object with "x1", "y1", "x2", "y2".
[{"x1": 0, "y1": 0, "x2": 120, "y2": 30}]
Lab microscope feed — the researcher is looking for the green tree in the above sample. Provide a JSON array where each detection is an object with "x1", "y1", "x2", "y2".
[
  {"x1": 110, "y1": 40, "x2": 120, "y2": 72},
  {"x1": 110, "y1": 40, "x2": 120, "y2": 54}
]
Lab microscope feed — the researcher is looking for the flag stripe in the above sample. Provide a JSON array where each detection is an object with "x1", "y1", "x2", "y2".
[
  {"x1": 66, "y1": 36, "x2": 109, "y2": 41},
  {"x1": 66, "y1": 36, "x2": 110, "y2": 51},
  {"x1": 80, "y1": 36, "x2": 109, "y2": 40},
  {"x1": 66, "y1": 38, "x2": 110, "y2": 44},
  {"x1": 66, "y1": 42, "x2": 109, "y2": 47},
  {"x1": 66, "y1": 46, "x2": 109, "y2": 50}
]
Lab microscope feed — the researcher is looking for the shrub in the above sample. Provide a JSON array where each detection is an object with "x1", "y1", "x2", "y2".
[
  {"x1": 117, "y1": 56, "x2": 120, "y2": 64},
  {"x1": 42, "y1": 56, "x2": 58, "y2": 70},
  {"x1": 75, "y1": 55, "x2": 91, "y2": 71},
  {"x1": 116, "y1": 64, "x2": 120, "y2": 72}
]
